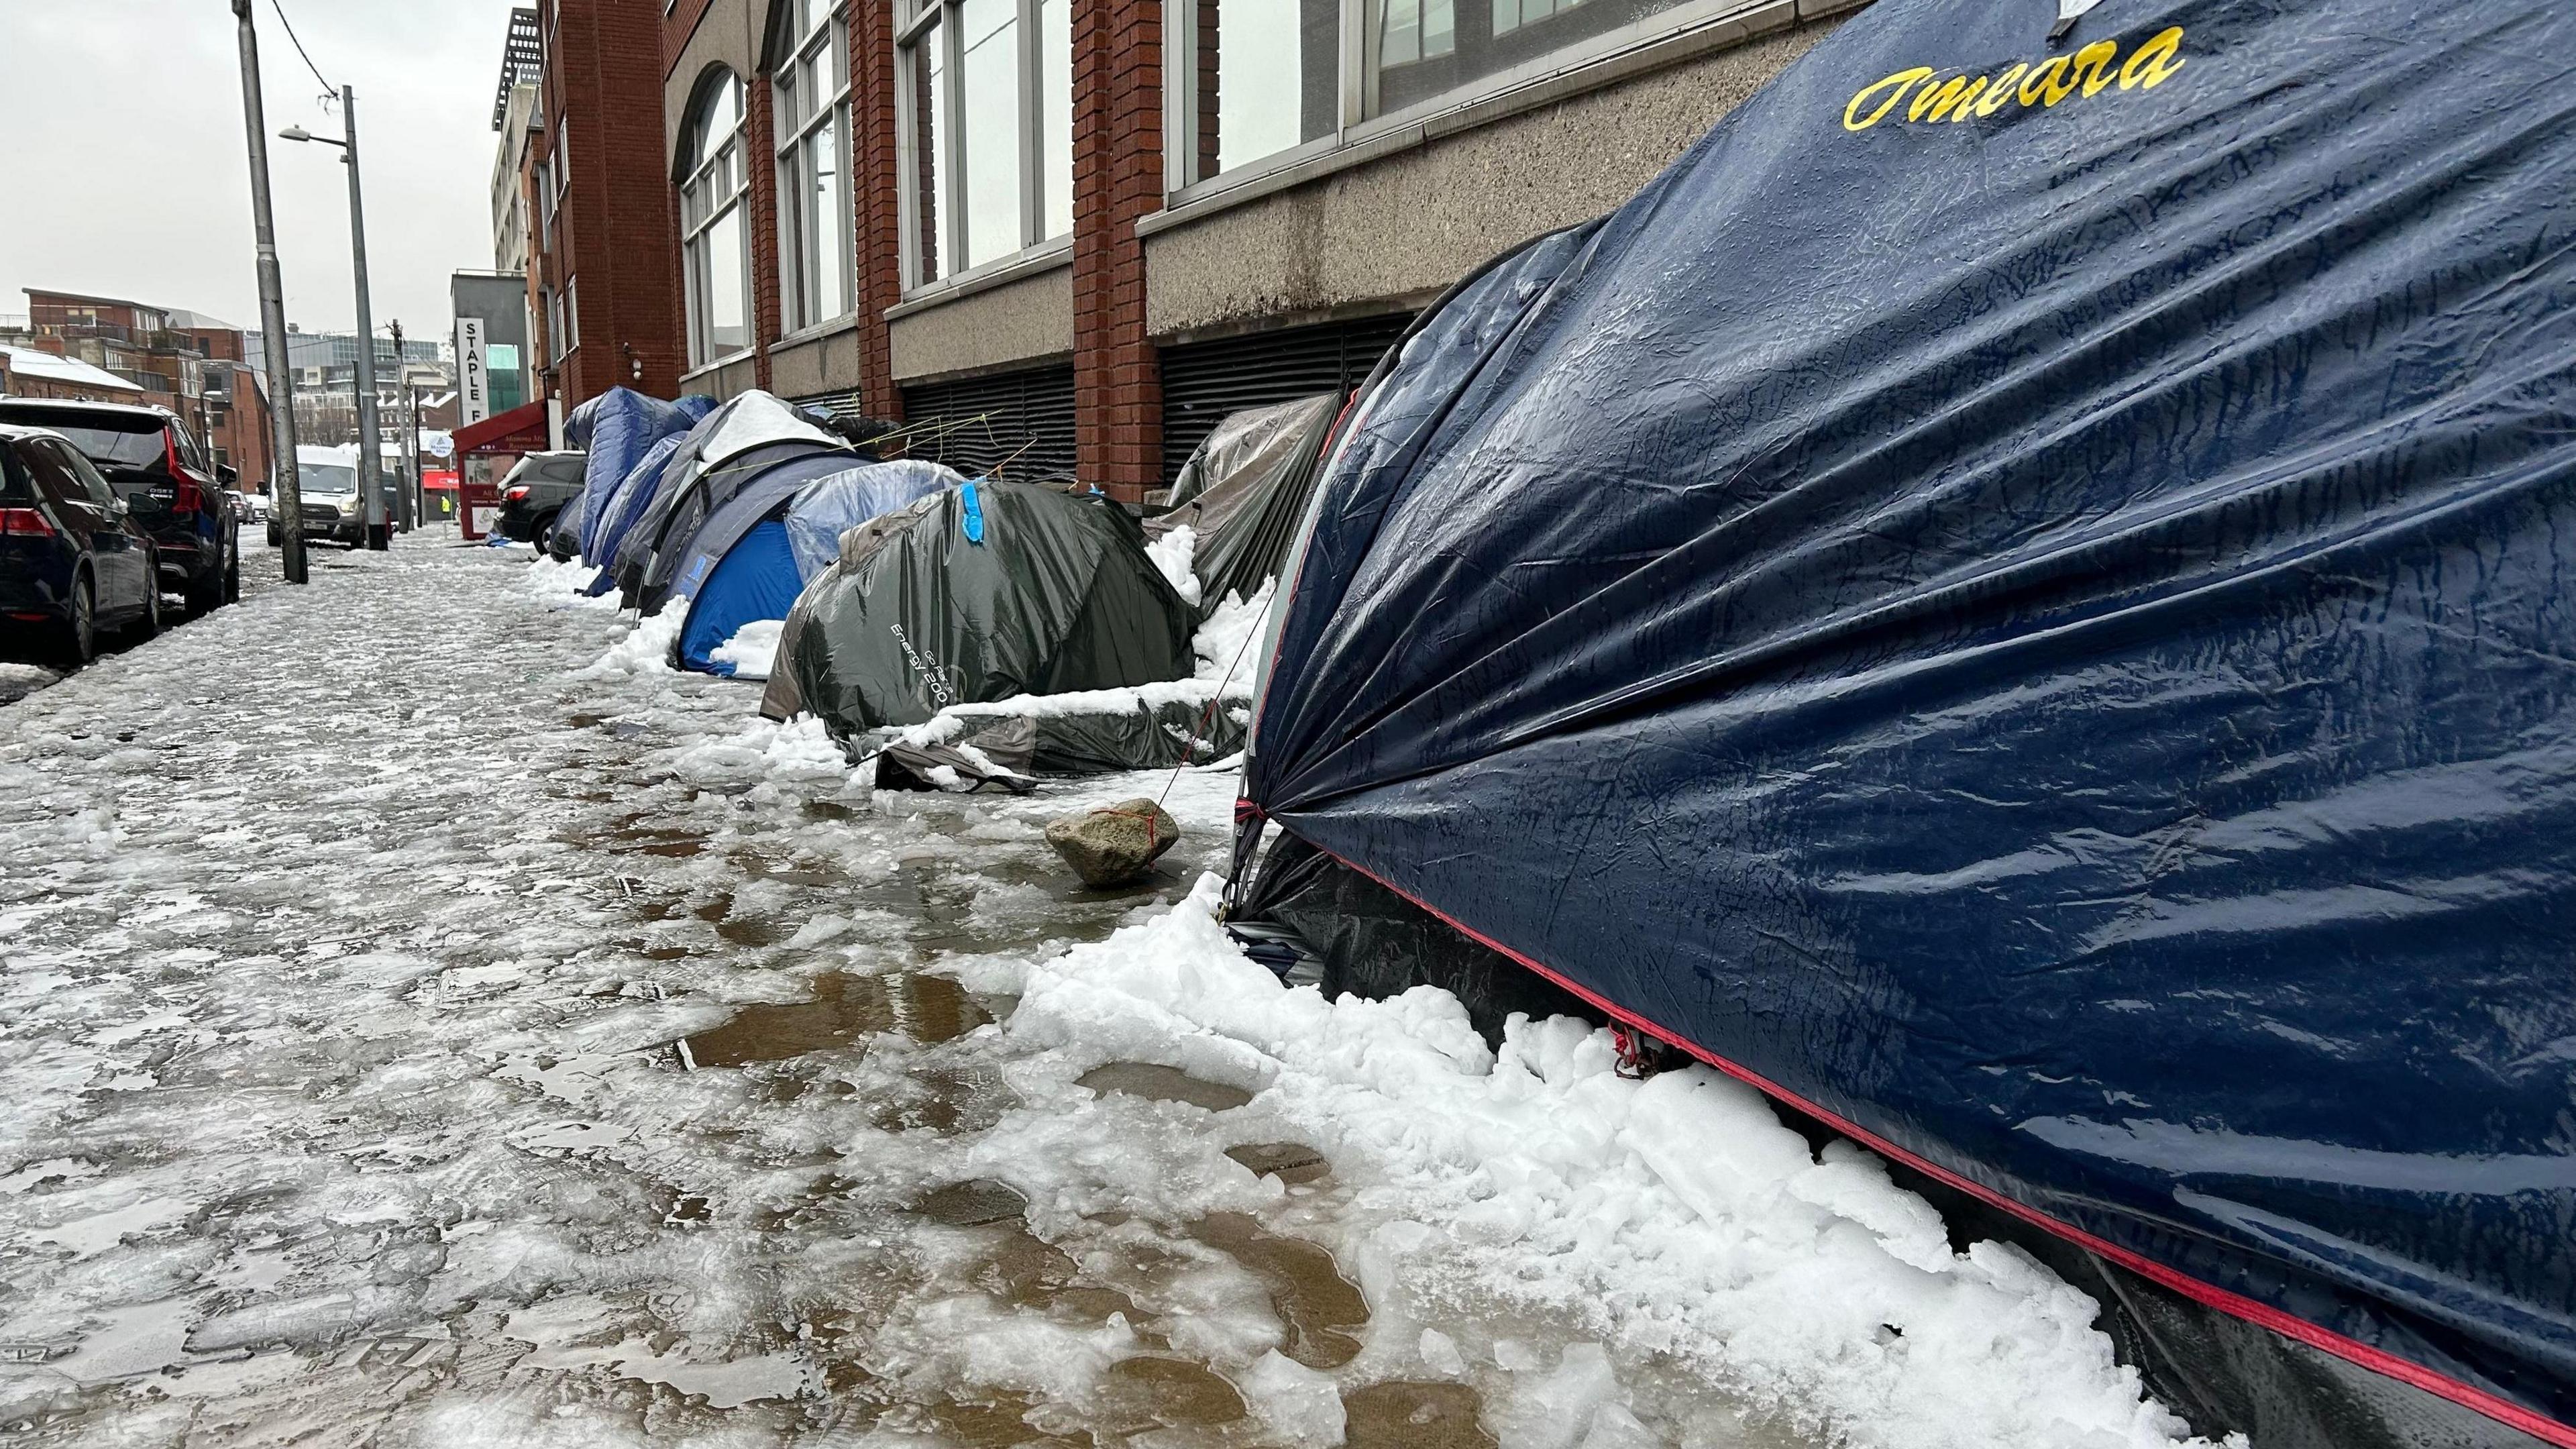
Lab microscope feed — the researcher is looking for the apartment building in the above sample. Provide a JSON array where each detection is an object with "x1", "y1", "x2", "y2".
[
  {"x1": 536, "y1": 0, "x2": 1863, "y2": 498},
  {"x1": 5, "y1": 291, "x2": 277, "y2": 488}
]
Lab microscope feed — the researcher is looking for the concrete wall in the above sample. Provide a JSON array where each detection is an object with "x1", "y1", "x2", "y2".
[
  {"x1": 767, "y1": 322, "x2": 865, "y2": 399},
  {"x1": 888, "y1": 264, "x2": 1076, "y2": 384},
  {"x1": 1142, "y1": 18, "x2": 1843, "y2": 340}
]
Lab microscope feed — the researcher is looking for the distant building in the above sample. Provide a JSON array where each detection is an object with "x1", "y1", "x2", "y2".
[{"x1": 5, "y1": 290, "x2": 278, "y2": 489}]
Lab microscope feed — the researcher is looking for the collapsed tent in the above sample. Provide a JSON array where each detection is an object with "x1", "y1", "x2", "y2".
[
  {"x1": 671, "y1": 459, "x2": 961, "y2": 676},
  {"x1": 1150, "y1": 393, "x2": 1341, "y2": 613},
  {"x1": 564, "y1": 388, "x2": 713, "y2": 561},
  {"x1": 1236, "y1": 3, "x2": 2576, "y2": 1447},
  {"x1": 765, "y1": 480, "x2": 1198, "y2": 765},
  {"x1": 602, "y1": 391, "x2": 847, "y2": 612}
]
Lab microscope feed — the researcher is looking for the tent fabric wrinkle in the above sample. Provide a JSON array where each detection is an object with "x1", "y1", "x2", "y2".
[
  {"x1": 1151, "y1": 392, "x2": 1343, "y2": 616},
  {"x1": 1240, "y1": 0, "x2": 2576, "y2": 1443}
]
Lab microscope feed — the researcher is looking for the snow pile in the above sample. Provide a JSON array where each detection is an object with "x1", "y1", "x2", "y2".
[
  {"x1": 710, "y1": 618, "x2": 784, "y2": 680},
  {"x1": 882, "y1": 580, "x2": 1274, "y2": 755},
  {"x1": 668, "y1": 713, "x2": 851, "y2": 792},
  {"x1": 515, "y1": 555, "x2": 617, "y2": 610},
  {"x1": 1145, "y1": 522, "x2": 1203, "y2": 608},
  {"x1": 991, "y1": 875, "x2": 2241, "y2": 1449},
  {"x1": 573, "y1": 605, "x2": 684, "y2": 678}
]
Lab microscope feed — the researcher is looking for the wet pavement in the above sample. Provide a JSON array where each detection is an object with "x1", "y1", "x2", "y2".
[{"x1": 0, "y1": 538, "x2": 2229, "y2": 1449}]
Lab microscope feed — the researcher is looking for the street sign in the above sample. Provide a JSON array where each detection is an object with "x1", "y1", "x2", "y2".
[{"x1": 453, "y1": 316, "x2": 489, "y2": 427}]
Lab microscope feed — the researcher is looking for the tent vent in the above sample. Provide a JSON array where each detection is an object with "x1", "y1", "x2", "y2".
[
  {"x1": 898, "y1": 363, "x2": 1078, "y2": 482},
  {"x1": 1159, "y1": 313, "x2": 1412, "y2": 484}
]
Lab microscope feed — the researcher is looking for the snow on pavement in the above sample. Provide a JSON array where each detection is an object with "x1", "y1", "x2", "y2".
[{"x1": 0, "y1": 537, "x2": 2238, "y2": 1448}]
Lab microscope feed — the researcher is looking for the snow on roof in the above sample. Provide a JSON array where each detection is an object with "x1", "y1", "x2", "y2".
[
  {"x1": 164, "y1": 309, "x2": 246, "y2": 333},
  {"x1": 0, "y1": 345, "x2": 145, "y2": 394}
]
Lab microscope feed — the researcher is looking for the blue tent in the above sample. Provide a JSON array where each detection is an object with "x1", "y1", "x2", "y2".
[
  {"x1": 675, "y1": 459, "x2": 961, "y2": 675},
  {"x1": 1238, "y1": 2, "x2": 2576, "y2": 1446},
  {"x1": 564, "y1": 389, "x2": 713, "y2": 561}
]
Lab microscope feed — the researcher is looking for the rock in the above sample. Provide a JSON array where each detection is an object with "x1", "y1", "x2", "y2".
[{"x1": 1044, "y1": 798, "x2": 1179, "y2": 888}]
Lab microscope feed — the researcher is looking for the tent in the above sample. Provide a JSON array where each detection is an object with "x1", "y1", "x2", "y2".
[
  {"x1": 671, "y1": 459, "x2": 962, "y2": 676},
  {"x1": 1233, "y1": 3, "x2": 2576, "y2": 1447},
  {"x1": 765, "y1": 479, "x2": 1196, "y2": 741},
  {"x1": 1149, "y1": 392, "x2": 1341, "y2": 614},
  {"x1": 601, "y1": 391, "x2": 847, "y2": 611},
  {"x1": 564, "y1": 388, "x2": 713, "y2": 561}
]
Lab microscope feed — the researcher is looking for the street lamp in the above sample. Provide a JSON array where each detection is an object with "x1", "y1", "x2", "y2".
[
  {"x1": 228, "y1": 0, "x2": 307, "y2": 584},
  {"x1": 279, "y1": 90, "x2": 391, "y2": 551}
]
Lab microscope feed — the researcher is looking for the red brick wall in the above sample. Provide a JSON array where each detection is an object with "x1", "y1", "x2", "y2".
[
  {"x1": 549, "y1": 0, "x2": 687, "y2": 407},
  {"x1": 746, "y1": 72, "x2": 782, "y2": 390},
  {"x1": 1071, "y1": 0, "x2": 1164, "y2": 502},
  {"x1": 850, "y1": 0, "x2": 902, "y2": 420}
]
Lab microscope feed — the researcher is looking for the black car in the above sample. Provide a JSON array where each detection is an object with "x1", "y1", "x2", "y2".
[
  {"x1": 0, "y1": 399, "x2": 239, "y2": 616},
  {"x1": 0, "y1": 424, "x2": 160, "y2": 665},
  {"x1": 495, "y1": 451, "x2": 587, "y2": 546}
]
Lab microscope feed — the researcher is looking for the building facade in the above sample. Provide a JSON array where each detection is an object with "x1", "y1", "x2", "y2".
[
  {"x1": 4, "y1": 291, "x2": 278, "y2": 490},
  {"x1": 540, "y1": 0, "x2": 1862, "y2": 499}
]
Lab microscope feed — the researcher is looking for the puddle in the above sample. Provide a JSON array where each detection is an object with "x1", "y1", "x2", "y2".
[
  {"x1": 1193, "y1": 1212, "x2": 1368, "y2": 1369},
  {"x1": 680, "y1": 973, "x2": 993, "y2": 1068},
  {"x1": 1228, "y1": 1141, "x2": 1330, "y2": 1185},
  {"x1": 1345, "y1": 1380, "x2": 1496, "y2": 1449},
  {"x1": 871, "y1": 1064, "x2": 1014, "y2": 1136},
  {"x1": 1100, "y1": 1356, "x2": 1248, "y2": 1431},
  {"x1": 1077, "y1": 1063, "x2": 1253, "y2": 1112},
  {"x1": 914, "y1": 1179, "x2": 1026, "y2": 1227}
]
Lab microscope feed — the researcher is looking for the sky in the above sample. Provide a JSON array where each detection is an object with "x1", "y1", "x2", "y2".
[{"x1": 0, "y1": 0, "x2": 527, "y2": 337}]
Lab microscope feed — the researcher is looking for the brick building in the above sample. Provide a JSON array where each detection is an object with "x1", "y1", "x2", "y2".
[
  {"x1": 531, "y1": 0, "x2": 1866, "y2": 500},
  {"x1": 2, "y1": 291, "x2": 277, "y2": 490}
]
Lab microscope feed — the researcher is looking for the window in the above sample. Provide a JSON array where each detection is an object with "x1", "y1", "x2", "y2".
[
  {"x1": 1366, "y1": 0, "x2": 1698, "y2": 117},
  {"x1": 535, "y1": 158, "x2": 553, "y2": 251},
  {"x1": 1174, "y1": 0, "x2": 1711, "y2": 187},
  {"x1": 679, "y1": 71, "x2": 753, "y2": 365},
  {"x1": 898, "y1": 0, "x2": 1073, "y2": 288},
  {"x1": 561, "y1": 278, "x2": 580, "y2": 355},
  {"x1": 774, "y1": 0, "x2": 855, "y2": 331},
  {"x1": 1172, "y1": 0, "x2": 1342, "y2": 187}
]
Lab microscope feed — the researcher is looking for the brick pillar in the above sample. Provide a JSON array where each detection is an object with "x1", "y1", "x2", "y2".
[
  {"x1": 745, "y1": 74, "x2": 783, "y2": 391},
  {"x1": 850, "y1": 0, "x2": 903, "y2": 421},
  {"x1": 1071, "y1": 0, "x2": 1164, "y2": 501}
]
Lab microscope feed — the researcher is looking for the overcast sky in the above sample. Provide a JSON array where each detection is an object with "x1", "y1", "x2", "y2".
[{"x1": 0, "y1": 0, "x2": 525, "y2": 337}]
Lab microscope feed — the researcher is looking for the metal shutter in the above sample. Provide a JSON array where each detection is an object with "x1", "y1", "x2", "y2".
[
  {"x1": 1157, "y1": 312, "x2": 1413, "y2": 483},
  {"x1": 898, "y1": 363, "x2": 1079, "y2": 481}
]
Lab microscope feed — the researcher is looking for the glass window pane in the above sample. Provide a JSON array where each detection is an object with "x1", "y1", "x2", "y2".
[
  {"x1": 912, "y1": 23, "x2": 949, "y2": 284},
  {"x1": 1040, "y1": 0, "x2": 1071, "y2": 239},
  {"x1": 1375, "y1": 0, "x2": 1686, "y2": 119},
  {"x1": 1199, "y1": 0, "x2": 1340, "y2": 182},
  {"x1": 810, "y1": 120, "x2": 850, "y2": 319},
  {"x1": 959, "y1": 0, "x2": 1022, "y2": 268},
  {"x1": 707, "y1": 205, "x2": 747, "y2": 355}
]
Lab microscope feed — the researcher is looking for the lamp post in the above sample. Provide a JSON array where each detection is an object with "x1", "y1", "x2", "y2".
[
  {"x1": 280, "y1": 89, "x2": 390, "y2": 551},
  {"x1": 228, "y1": 0, "x2": 305, "y2": 584}
]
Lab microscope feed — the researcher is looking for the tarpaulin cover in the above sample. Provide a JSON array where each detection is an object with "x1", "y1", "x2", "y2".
[
  {"x1": 1242, "y1": 0, "x2": 2576, "y2": 1442},
  {"x1": 784, "y1": 460, "x2": 964, "y2": 581},
  {"x1": 778, "y1": 480, "x2": 1194, "y2": 735},
  {"x1": 568, "y1": 389, "x2": 714, "y2": 557},
  {"x1": 1150, "y1": 393, "x2": 1341, "y2": 614}
]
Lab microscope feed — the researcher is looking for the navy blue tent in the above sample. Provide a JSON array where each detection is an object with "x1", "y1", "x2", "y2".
[
  {"x1": 672, "y1": 460, "x2": 961, "y2": 674},
  {"x1": 1240, "y1": 3, "x2": 2576, "y2": 1445},
  {"x1": 565, "y1": 389, "x2": 712, "y2": 560}
]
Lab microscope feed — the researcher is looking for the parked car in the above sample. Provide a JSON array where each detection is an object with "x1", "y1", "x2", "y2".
[
  {"x1": 0, "y1": 398, "x2": 238, "y2": 617},
  {"x1": 494, "y1": 451, "x2": 587, "y2": 545},
  {"x1": 0, "y1": 424, "x2": 160, "y2": 665},
  {"x1": 267, "y1": 446, "x2": 368, "y2": 549},
  {"x1": 224, "y1": 487, "x2": 270, "y2": 525}
]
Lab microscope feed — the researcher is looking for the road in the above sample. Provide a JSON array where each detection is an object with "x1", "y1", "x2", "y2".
[{"x1": 0, "y1": 536, "x2": 2226, "y2": 1448}]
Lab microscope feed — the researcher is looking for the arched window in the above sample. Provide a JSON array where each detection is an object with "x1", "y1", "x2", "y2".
[{"x1": 678, "y1": 70, "x2": 751, "y2": 366}]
